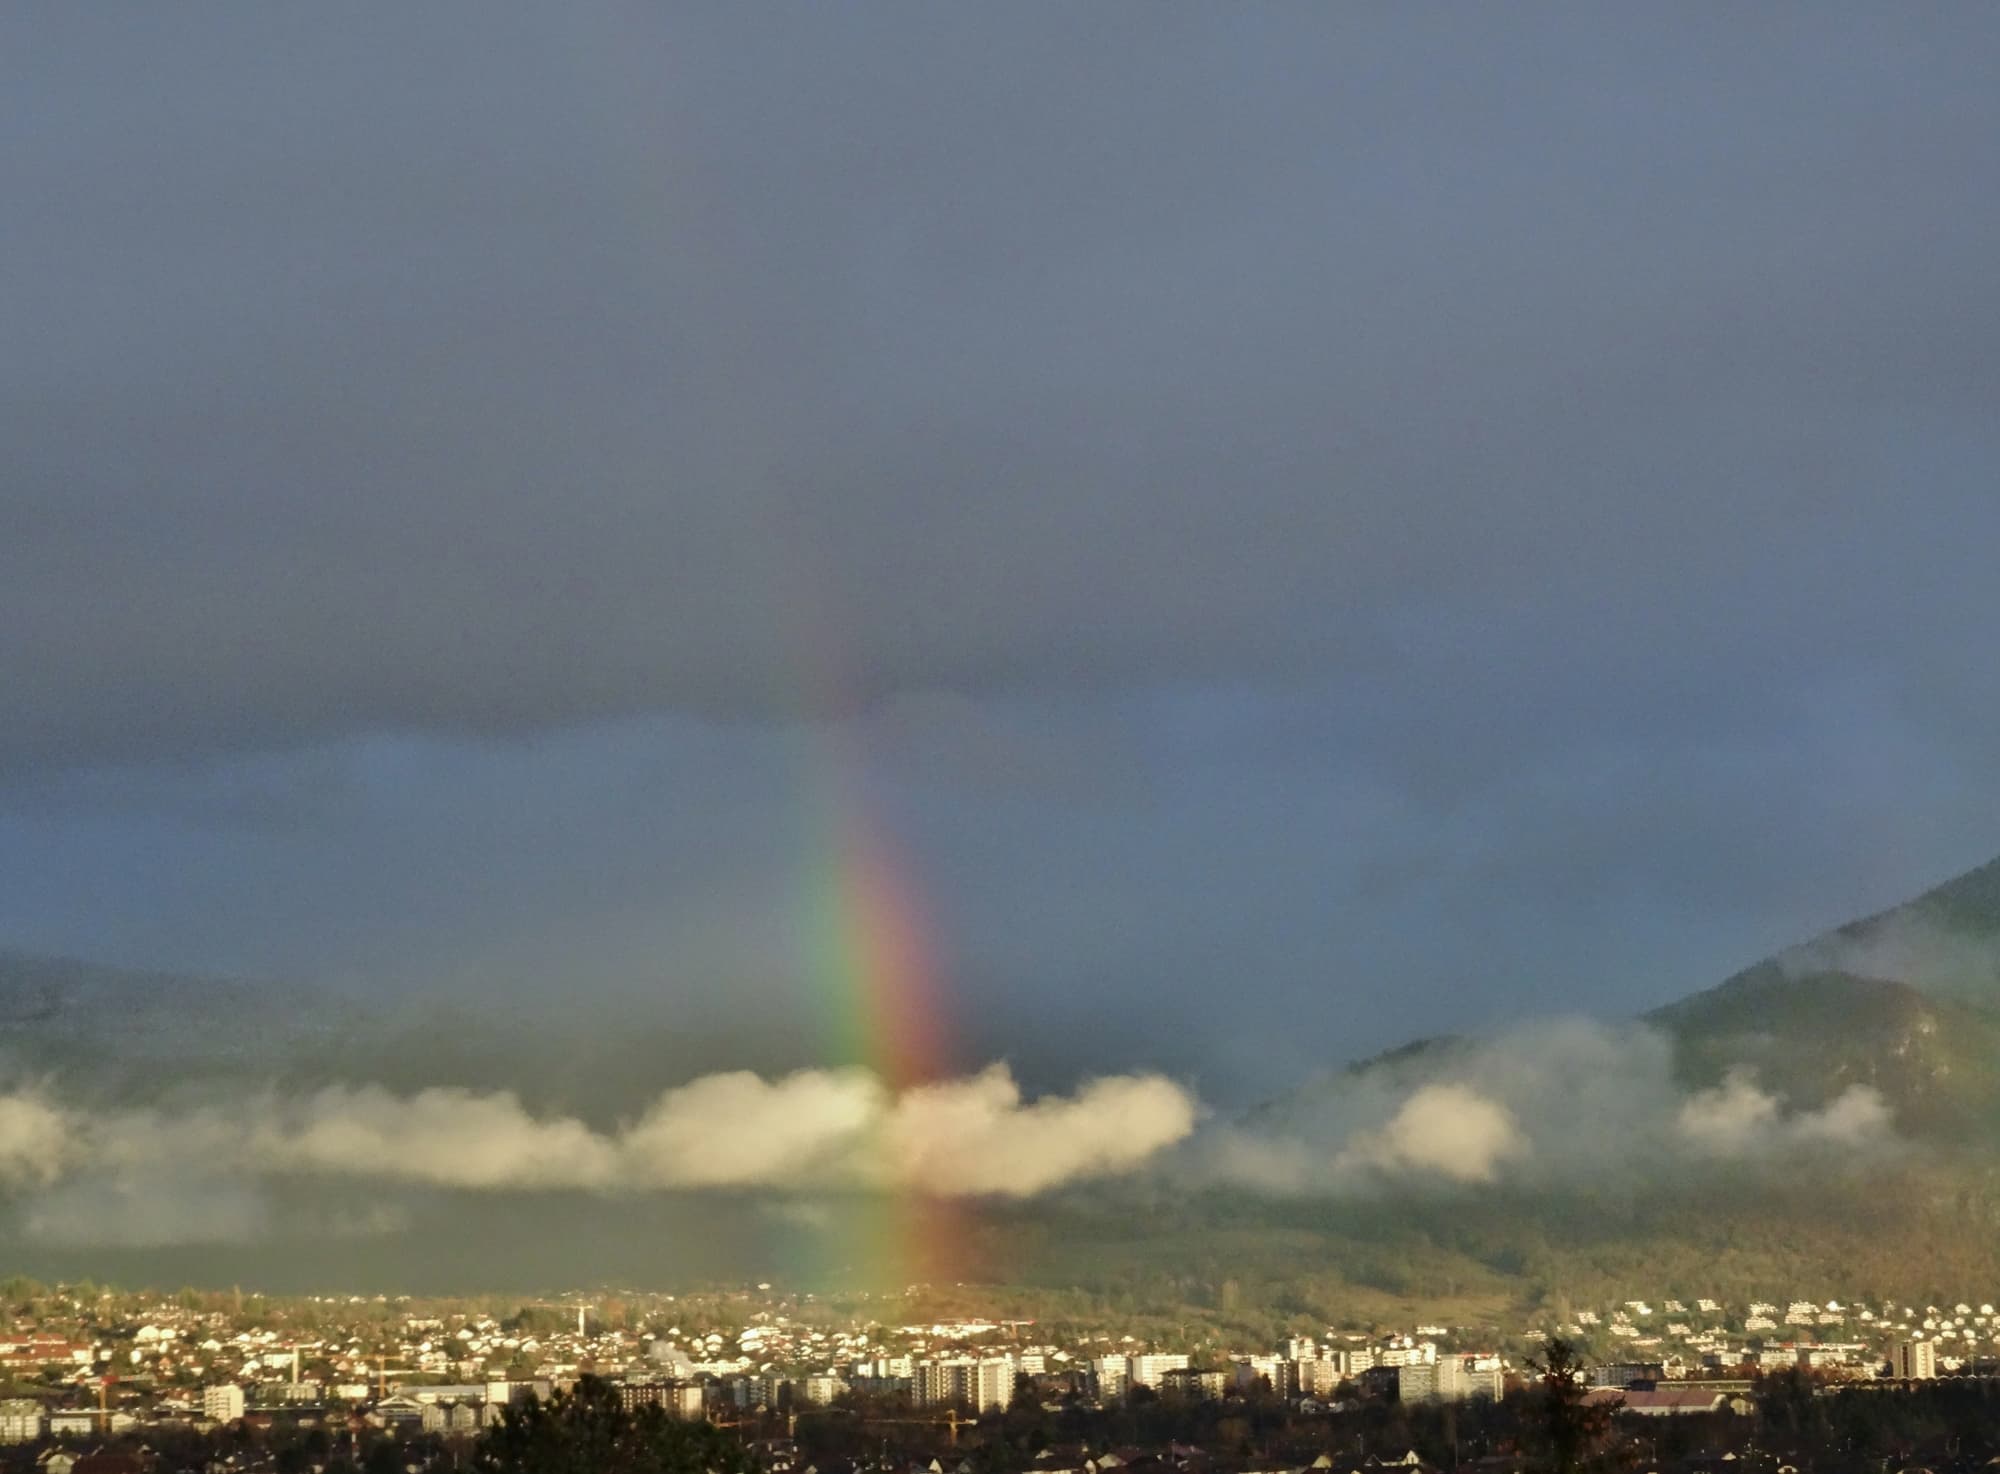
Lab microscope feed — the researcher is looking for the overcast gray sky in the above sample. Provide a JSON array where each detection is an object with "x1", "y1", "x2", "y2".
[{"x1": 4, "y1": 5, "x2": 1999, "y2": 1099}]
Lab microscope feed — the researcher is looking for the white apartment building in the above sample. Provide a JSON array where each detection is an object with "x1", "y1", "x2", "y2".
[
  {"x1": 1891, "y1": 1340, "x2": 1938, "y2": 1380},
  {"x1": 1160, "y1": 1368, "x2": 1227, "y2": 1401},
  {"x1": 802, "y1": 1375, "x2": 846, "y2": 1407},
  {"x1": 1293, "y1": 1358, "x2": 1343, "y2": 1398},
  {"x1": 203, "y1": 1385, "x2": 246, "y2": 1423},
  {"x1": 914, "y1": 1357, "x2": 1016, "y2": 1412},
  {"x1": 1126, "y1": 1353, "x2": 1190, "y2": 1388},
  {"x1": 1089, "y1": 1355, "x2": 1128, "y2": 1399},
  {"x1": 1436, "y1": 1358, "x2": 1504, "y2": 1401},
  {"x1": 976, "y1": 1358, "x2": 1018, "y2": 1412},
  {"x1": 1376, "y1": 1344, "x2": 1436, "y2": 1368},
  {"x1": 1235, "y1": 1356, "x2": 1290, "y2": 1394},
  {"x1": 0, "y1": 1399, "x2": 43, "y2": 1444},
  {"x1": 1401, "y1": 1358, "x2": 1502, "y2": 1403}
]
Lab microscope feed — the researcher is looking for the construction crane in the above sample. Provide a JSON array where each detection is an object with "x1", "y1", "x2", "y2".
[
  {"x1": 866, "y1": 1409, "x2": 968, "y2": 1444},
  {"x1": 710, "y1": 1406, "x2": 968, "y2": 1444},
  {"x1": 796, "y1": 1407, "x2": 970, "y2": 1444},
  {"x1": 373, "y1": 1355, "x2": 421, "y2": 1397}
]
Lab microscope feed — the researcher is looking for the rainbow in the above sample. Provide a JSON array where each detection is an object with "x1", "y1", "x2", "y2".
[
  {"x1": 810, "y1": 787, "x2": 951, "y2": 1100},
  {"x1": 772, "y1": 563, "x2": 963, "y2": 1290},
  {"x1": 544, "y1": 8, "x2": 969, "y2": 1294},
  {"x1": 796, "y1": 768, "x2": 966, "y2": 1292}
]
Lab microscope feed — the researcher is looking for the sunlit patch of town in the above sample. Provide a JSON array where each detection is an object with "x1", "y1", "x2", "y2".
[{"x1": 3, "y1": 1278, "x2": 1998, "y2": 1473}]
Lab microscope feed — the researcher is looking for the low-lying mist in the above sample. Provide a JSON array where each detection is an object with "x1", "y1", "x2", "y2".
[
  {"x1": 0, "y1": 1013, "x2": 1910, "y2": 1276},
  {"x1": 1184, "y1": 1018, "x2": 1895, "y2": 1195}
]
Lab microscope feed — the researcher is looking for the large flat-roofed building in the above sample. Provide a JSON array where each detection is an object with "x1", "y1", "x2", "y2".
[
  {"x1": 0, "y1": 1399, "x2": 43, "y2": 1444},
  {"x1": 1891, "y1": 1340, "x2": 1938, "y2": 1381},
  {"x1": 1160, "y1": 1368, "x2": 1226, "y2": 1401},
  {"x1": 914, "y1": 1358, "x2": 1016, "y2": 1412},
  {"x1": 618, "y1": 1382, "x2": 706, "y2": 1418},
  {"x1": 1293, "y1": 1358, "x2": 1343, "y2": 1398},
  {"x1": 202, "y1": 1385, "x2": 246, "y2": 1424},
  {"x1": 1593, "y1": 1362, "x2": 1664, "y2": 1389},
  {"x1": 1436, "y1": 1358, "x2": 1504, "y2": 1401},
  {"x1": 1089, "y1": 1356, "x2": 1127, "y2": 1400},
  {"x1": 1402, "y1": 1358, "x2": 1503, "y2": 1403},
  {"x1": 1234, "y1": 1356, "x2": 1294, "y2": 1395},
  {"x1": 1126, "y1": 1353, "x2": 1190, "y2": 1388}
]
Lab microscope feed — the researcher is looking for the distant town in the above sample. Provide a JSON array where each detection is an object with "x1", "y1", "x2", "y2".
[{"x1": 3, "y1": 1278, "x2": 1998, "y2": 1473}]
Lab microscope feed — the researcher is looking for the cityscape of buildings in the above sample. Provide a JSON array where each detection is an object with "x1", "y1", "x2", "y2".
[{"x1": 0, "y1": 1280, "x2": 1990, "y2": 1462}]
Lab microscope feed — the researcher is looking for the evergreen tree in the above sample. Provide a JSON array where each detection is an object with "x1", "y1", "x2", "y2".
[
  {"x1": 1525, "y1": 1337, "x2": 1613, "y2": 1474},
  {"x1": 473, "y1": 1375, "x2": 753, "y2": 1474}
]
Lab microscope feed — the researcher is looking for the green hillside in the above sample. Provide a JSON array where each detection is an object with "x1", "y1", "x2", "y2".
[
  {"x1": 1641, "y1": 851, "x2": 2000, "y2": 1137},
  {"x1": 984, "y1": 1155, "x2": 2000, "y2": 1340},
  {"x1": 1105, "y1": 850, "x2": 2000, "y2": 1321},
  {"x1": 1311, "y1": 853, "x2": 2000, "y2": 1140},
  {"x1": 1773, "y1": 853, "x2": 2000, "y2": 1004},
  {"x1": 1857, "y1": 852, "x2": 2000, "y2": 943},
  {"x1": 1649, "y1": 969, "x2": 2000, "y2": 1138}
]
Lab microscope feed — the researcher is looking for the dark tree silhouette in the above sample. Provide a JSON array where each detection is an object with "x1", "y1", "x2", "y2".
[
  {"x1": 473, "y1": 1375, "x2": 753, "y2": 1474},
  {"x1": 1525, "y1": 1336, "x2": 1614, "y2": 1474}
]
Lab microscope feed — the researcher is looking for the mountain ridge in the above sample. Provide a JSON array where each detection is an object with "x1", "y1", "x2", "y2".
[
  {"x1": 1298, "y1": 852, "x2": 2000, "y2": 1138},
  {"x1": 8, "y1": 849, "x2": 2000, "y2": 1120},
  {"x1": 5, "y1": 851, "x2": 2000, "y2": 1299}
]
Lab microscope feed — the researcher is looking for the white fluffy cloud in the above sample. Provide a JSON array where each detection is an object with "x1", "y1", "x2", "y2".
[
  {"x1": 621, "y1": 1069, "x2": 887, "y2": 1189},
  {"x1": 1674, "y1": 1070, "x2": 1780, "y2": 1155},
  {"x1": 1335, "y1": 1083, "x2": 1528, "y2": 1185},
  {"x1": 1188, "y1": 1018, "x2": 1905, "y2": 1194},
  {"x1": 0, "y1": 1063, "x2": 1198, "y2": 1220},
  {"x1": 1677, "y1": 1070, "x2": 1892, "y2": 1158},
  {"x1": 257, "y1": 1085, "x2": 623, "y2": 1190},
  {"x1": 883, "y1": 1065, "x2": 1200, "y2": 1197},
  {"x1": 0, "y1": 1092, "x2": 69, "y2": 1185}
]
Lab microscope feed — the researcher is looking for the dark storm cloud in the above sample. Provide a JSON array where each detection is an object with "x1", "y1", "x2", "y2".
[
  {"x1": 5, "y1": 4, "x2": 2000, "y2": 1110},
  {"x1": 7, "y1": 5, "x2": 1998, "y2": 786}
]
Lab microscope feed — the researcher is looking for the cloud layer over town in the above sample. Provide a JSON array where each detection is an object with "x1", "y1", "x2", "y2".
[
  {"x1": 1185, "y1": 1020, "x2": 1896, "y2": 1195},
  {"x1": 0, "y1": 1065, "x2": 1197, "y2": 1236},
  {"x1": 0, "y1": 1027, "x2": 1899, "y2": 1247}
]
